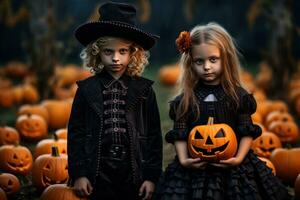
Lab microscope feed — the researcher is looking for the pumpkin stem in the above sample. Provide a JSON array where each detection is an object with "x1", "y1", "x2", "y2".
[
  {"x1": 51, "y1": 146, "x2": 60, "y2": 157},
  {"x1": 285, "y1": 143, "x2": 292, "y2": 149},
  {"x1": 13, "y1": 141, "x2": 20, "y2": 146},
  {"x1": 207, "y1": 117, "x2": 214, "y2": 125},
  {"x1": 53, "y1": 133, "x2": 58, "y2": 141}
]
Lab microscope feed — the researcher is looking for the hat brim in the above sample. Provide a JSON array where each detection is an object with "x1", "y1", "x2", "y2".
[{"x1": 74, "y1": 21, "x2": 159, "y2": 50}]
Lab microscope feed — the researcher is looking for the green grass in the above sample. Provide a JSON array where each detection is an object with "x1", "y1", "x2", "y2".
[{"x1": 143, "y1": 65, "x2": 177, "y2": 168}]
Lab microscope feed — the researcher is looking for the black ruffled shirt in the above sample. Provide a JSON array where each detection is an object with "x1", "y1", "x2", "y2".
[{"x1": 165, "y1": 83, "x2": 262, "y2": 144}]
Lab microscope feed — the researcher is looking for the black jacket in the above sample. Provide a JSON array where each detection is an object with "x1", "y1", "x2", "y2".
[{"x1": 67, "y1": 73, "x2": 162, "y2": 186}]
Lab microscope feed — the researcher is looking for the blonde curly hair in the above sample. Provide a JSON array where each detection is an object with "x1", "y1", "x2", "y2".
[{"x1": 80, "y1": 37, "x2": 149, "y2": 77}]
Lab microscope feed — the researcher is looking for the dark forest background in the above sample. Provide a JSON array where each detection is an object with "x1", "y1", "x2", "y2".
[{"x1": 1, "y1": 0, "x2": 299, "y2": 66}]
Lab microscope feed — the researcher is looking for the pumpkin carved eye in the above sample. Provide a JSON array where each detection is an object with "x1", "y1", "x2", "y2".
[
  {"x1": 45, "y1": 164, "x2": 51, "y2": 170},
  {"x1": 215, "y1": 129, "x2": 225, "y2": 138},
  {"x1": 188, "y1": 117, "x2": 238, "y2": 162},
  {"x1": 195, "y1": 131, "x2": 203, "y2": 139},
  {"x1": 251, "y1": 131, "x2": 282, "y2": 158}
]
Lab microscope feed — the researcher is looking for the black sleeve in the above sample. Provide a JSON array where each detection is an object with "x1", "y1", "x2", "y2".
[
  {"x1": 165, "y1": 97, "x2": 189, "y2": 144},
  {"x1": 142, "y1": 87, "x2": 163, "y2": 183},
  {"x1": 236, "y1": 91, "x2": 262, "y2": 139},
  {"x1": 67, "y1": 87, "x2": 88, "y2": 183}
]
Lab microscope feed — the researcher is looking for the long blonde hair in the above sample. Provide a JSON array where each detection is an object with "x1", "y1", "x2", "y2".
[
  {"x1": 177, "y1": 22, "x2": 242, "y2": 120},
  {"x1": 80, "y1": 37, "x2": 149, "y2": 77}
]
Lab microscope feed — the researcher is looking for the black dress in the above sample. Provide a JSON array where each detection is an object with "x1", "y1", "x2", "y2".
[{"x1": 156, "y1": 83, "x2": 291, "y2": 200}]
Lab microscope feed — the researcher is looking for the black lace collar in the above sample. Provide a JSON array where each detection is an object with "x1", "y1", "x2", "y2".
[{"x1": 194, "y1": 82, "x2": 226, "y2": 101}]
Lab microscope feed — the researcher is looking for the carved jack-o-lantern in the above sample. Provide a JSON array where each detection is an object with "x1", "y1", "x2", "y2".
[
  {"x1": 258, "y1": 157, "x2": 276, "y2": 175},
  {"x1": 0, "y1": 126, "x2": 20, "y2": 145},
  {"x1": 55, "y1": 129, "x2": 67, "y2": 140},
  {"x1": 40, "y1": 184, "x2": 87, "y2": 200},
  {"x1": 16, "y1": 114, "x2": 48, "y2": 141},
  {"x1": 0, "y1": 188, "x2": 7, "y2": 200},
  {"x1": 0, "y1": 144, "x2": 33, "y2": 175},
  {"x1": 188, "y1": 117, "x2": 238, "y2": 162},
  {"x1": 34, "y1": 133, "x2": 67, "y2": 158},
  {"x1": 0, "y1": 173, "x2": 20, "y2": 195},
  {"x1": 33, "y1": 146, "x2": 68, "y2": 190},
  {"x1": 252, "y1": 131, "x2": 282, "y2": 158},
  {"x1": 268, "y1": 120, "x2": 299, "y2": 143},
  {"x1": 265, "y1": 111, "x2": 294, "y2": 129}
]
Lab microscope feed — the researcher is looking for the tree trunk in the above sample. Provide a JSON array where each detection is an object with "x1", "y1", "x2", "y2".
[
  {"x1": 27, "y1": 0, "x2": 58, "y2": 99},
  {"x1": 266, "y1": 0, "x2": 296, "y2": 100}
]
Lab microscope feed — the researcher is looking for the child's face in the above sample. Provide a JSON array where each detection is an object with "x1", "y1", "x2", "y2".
[
  {"x1": 191, "y1": 43, "x2": 222, "y2": 85},
  {"x1": 100, "y1": 38, "x2": 131, "y2": 78}
]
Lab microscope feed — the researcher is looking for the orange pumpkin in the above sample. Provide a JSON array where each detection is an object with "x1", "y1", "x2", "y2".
[
  {"x1": 158, "y1": 64, "x2": 181, "y2": 86},
  {"x1": 55, "y1": 65, "x2": 80, "y2": 87},
  {"x1": 55, "y1": 129, "x2": 67, "y2": 140},
  {"x1": 4, "y1": 61, "x2": 28, "y2": 78},
  {"x1": 0, "y1": 77, "x2": 12, "y2": 89},
  {"x1": 33, "y1": 146, "x2": 68, "y2": 190},
  {"x1": 295, "y1": 174, "x2": 300, "y2": 199},
  {"x1": 265, "y1": 111, "x2": 294, "y2": 128},
  {"x1": 22, "y1": 84, "x2": 39, "y2": 104},
  {"x1": 256, "y1": 100, "x2": 272, "y2": 120},
  {"x1": 0, "y1": 188, "x2": 7, "y2": 200},
  {"x1": 18, "y1": 104, "x2": 50, "y2": 123},
  {"x1": 188, "y1": 117, "x2": 237, "y2": 162},
  {"x1": 40, "y1": 184, "x2": 87, "y2": 200},
  {"x1": 12, "y1": 86, "x2": 24, "y2": 104},
  {"x1": 53, "y1": 83, "x2": 77, "y2": 100},
  {"x1": 0, "y1": 126, "x2": 20, "y2": 145},
  {"x1": 41, "y1": 100, "x2": 72, "y2": 130},
  {"x1": 0, "y1": 144, "x2": 33, "y2": 175},
  {"x1": 251, "y1": 112, "x2": 262, "y2": 123},
  {"x1": 253, "y1": 89, "x2": 267, "y2": 102},
  {"x1": 258, "y1": 157, "x2": 276, "y2": 175},
  {"x1": 0, "y1": 173, "x2": 20, "y2": 195},
  {"x1": 270, "y1": 148, "x2": 300, "y2": 184},
  {"x1": 268, "y1": 120, "x2": 299, "y2": 143},
  {"x1": 252, "y1": 131, "x2": 282, "y2": 158},
  {"x1": 267, "y1": 100, "x2": 289, "y2": 115},
  {"x1": 0, "y1": 89, "x2": 14, "y2": 108},
  {"x1": 35, "y1": 134, "x2": 67, "y2": 158},
  {"x1": 16, "y1": 114, "x2": 48, "y2": 141}
]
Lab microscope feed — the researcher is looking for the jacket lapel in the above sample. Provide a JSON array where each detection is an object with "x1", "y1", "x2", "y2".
[
  {"x1": 126, "y1": 77, "x2": 153, "y2": 111},
  {"x1": 77, "y1": 75, "x2": 103, "y2": 117},
  {"x1": 77, "y1": 74, "x2": 154, "y2": 114}
]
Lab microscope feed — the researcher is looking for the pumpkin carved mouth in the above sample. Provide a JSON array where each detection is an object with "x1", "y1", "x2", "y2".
[
  {"x1": 191, "y1": 141, "x2": 229, "y2": 155},
  {"x1": 260, "y1": 147, "x2": 275, "y2": 152},
  {"x1": 1, "y1": 186, "x2": 12, "y2": 193},
  {"x1": 7, "y1": 162, "x2": 30, "y2": 171},
  {"x1": 42, "y1": 174, "x2": 68, "y2": 186}
]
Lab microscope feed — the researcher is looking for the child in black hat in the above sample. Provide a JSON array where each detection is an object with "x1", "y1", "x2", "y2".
[{"x1": 67, "y1": 2, "x2": 162, "y2": 200}]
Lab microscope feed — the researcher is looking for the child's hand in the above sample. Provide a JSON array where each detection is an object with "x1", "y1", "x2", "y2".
[
  {"x1": 139, "y1": 180, "x2": 155, "y2": 200},
  {"x1": 73, "y1": 177, "x2": 93, "y2": 197},
  {"x1": 180, "y1": 158, "x2": 207, "y2": 169},
  {"x1": 211, "y1": 157, "x2": 242, "y2": 168}
]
